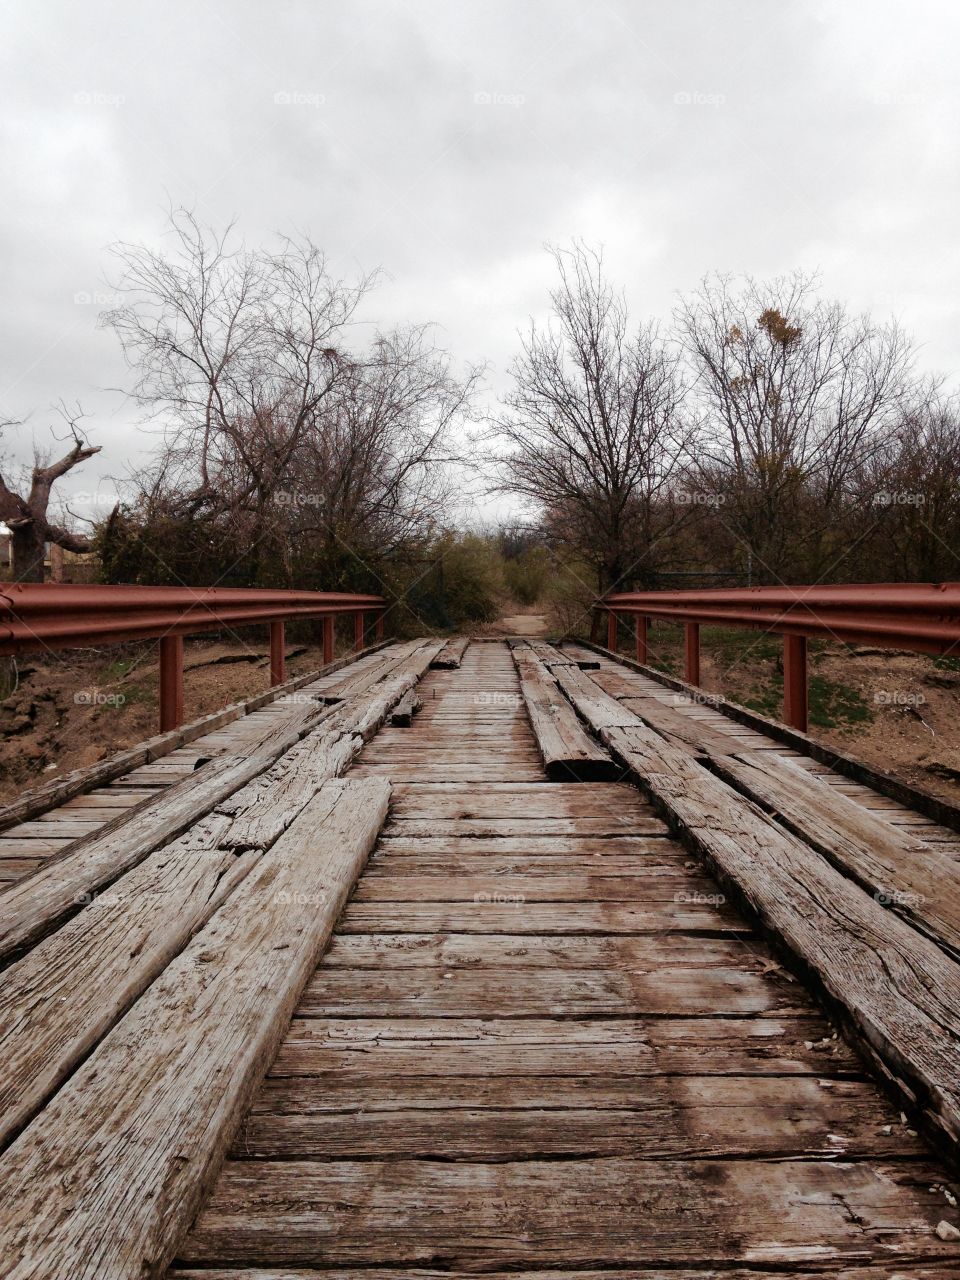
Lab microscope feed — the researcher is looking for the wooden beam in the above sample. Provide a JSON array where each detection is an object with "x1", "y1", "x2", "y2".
[{"x1": 0, "y1": 777, "x2": 390, "y2": 1280}]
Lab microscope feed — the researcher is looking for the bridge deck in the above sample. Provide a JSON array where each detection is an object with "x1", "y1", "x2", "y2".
[
  {"x1": 1, "y1": 639, "x2": 960, "y2": 1276},
  {"x1": 173, "y1": 642, "x2": 957, "y2": 1275}
]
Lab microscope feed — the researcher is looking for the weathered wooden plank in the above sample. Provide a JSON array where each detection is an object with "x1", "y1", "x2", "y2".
[
  {"x1": 179, "y1": 1157, "x2": 960, "y2": 1267},
  {"x1": 0, "y1": 814, "x2": 255, "y2": 1151},
  {"x1": 339, "y1": 899, "x2": 746, "y2": 934},
  {"x1": 298, "y1": 965, "x2": 798, "y2": 1018},
  {"x1": 618, "y1": 694, "x2": 745, "y2": 756},
  {"x1": 390, "y1": 689, "x2": 421, "y2": 726},
  {"x1": 362, "y1": 850, "x2": 691, "y2": 876},
  {"x1": 0, "y1": 641, "x2": 394, "y2": 837},
  {"x1": 0, "y1": 752, "x2": 277, "y2": 963},
  {"x1": 0, "y1": 642, "x2": 440, "y2": 960},
  {"x1": 387, "y1": 785, "x2": 650, "y2": 819},
  {"x1": 216, "y1": 731, "x2": 362, "y2": 850},
  {"x1": 712, "y1": 749, "x2": 960, "y2": 961},
  {"x1": 271, "y1": 1014, "x2": 862, "y2": 1078},
  {"x1": 363, "y1": 836, "x2": 678, "y2": 857},
  {"x1": 352, "y1": 871, "x2": 721, "y2": 903},
  {"x1": 0, "y1": 643, "x2": 443, "y2": 1149},
  {"x1": 430, "y1": 636, "x2": 470, "y2": 668},
  {"x1": 382, "y1": 816, "x2": 669, "y2": 837},
  {"x1": 551, "y1": 662, "x2": 641, "y2": 730},
  {"x1": 0, "y1": 836, "x2": 72, "y2": 858},
  {"x1": 601, "y1": 719, "x2": 960, "y2": 1151},
  {"x1": 321, "y1": 931, "x2": 755, "y2": 969},
  {"x1": 235, "y1": 1075, "x2": 920, "y2": 1161},
  {"x1": 512, "y1": 648, "x2": 620, "y2": 781},
  {"x1": 0, "y1": 777, "x2": 390, "y2": 1280}
]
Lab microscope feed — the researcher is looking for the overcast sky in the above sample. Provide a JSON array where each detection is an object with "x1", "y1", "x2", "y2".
[{"x1": 1, "y1": 0, "x2": 957, "y2": 524}]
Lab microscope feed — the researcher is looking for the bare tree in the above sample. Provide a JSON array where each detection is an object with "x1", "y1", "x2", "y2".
[
  {"x1": 104, "y1": 209, "x2": 375, "y2": 512},
  {"x1": 865, "y1": 392, "x2": 960, "y2": 581},
  {"x1": 0, "y1": 408, "x2": 101, "y2": 582},
  {"x1": 676, "y1": 271, "x2": 916, "y2": 582},
  {"x1": 493, "y1": 243, "x2": 691, "y2": 592},
  {"x1": 289, "y1": 326, "x2": 480, "y2": 573},
  {"x1": 100, "y1": 212, "x2": 479, "y2": 589}
]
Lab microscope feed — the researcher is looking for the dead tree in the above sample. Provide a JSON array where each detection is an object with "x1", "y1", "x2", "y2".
[
  {"x1": 0, "y1": 412, "x2": 101, "y2": 582},
  {"x1": 493, "y1": 242, "x2": 692, "y2": 592}
]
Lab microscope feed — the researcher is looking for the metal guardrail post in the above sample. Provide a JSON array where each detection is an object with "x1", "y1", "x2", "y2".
[
  {"x1": 684, "y1": 622, "x2": 700, "y2": 685},
  {"x1": 269, "y1": 620, "x2": 286, "y2": 686},
  {"x1": 783, "y1": 633, "x2": 809, "y2": 732},
  {"x1": 354, "y1": 610, "x2": 365, "y2": 652},
  {"x1": 323, "y1": 616, "x2": 335, "y2": 665},
  {"x1": 159, "y1": 635, "x2": 184, "y2": 732},
  {"x1": 635, "y1": 615, "x2": 648, "y2": 664}
]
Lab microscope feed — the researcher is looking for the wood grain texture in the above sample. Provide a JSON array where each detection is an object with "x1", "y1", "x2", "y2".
[
  {"x1": 0, "y1": 777, "x2": 390, "y2": 1280},
  {"x1": 179, "y1": 1156, "x2": 960, "y2": 1268},
  {"x1": 511, "y1": 645, "x2": 620, "y2": 780},
  {"x1": 602, "y1": 719, "x2": 960, "y2": 1149},
  {"x1": 712, "y1": 748, "x2": 960, "y2": 960}
]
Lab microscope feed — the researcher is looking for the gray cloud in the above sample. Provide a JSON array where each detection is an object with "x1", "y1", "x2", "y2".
[{"x1": 1, "y1": 0, "x2": 957, "y2": 523}]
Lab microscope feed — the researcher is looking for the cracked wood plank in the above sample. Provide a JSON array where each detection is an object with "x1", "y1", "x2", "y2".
[{"x1": 0, "y1": 777, "x2": 390, "y2": 1280}]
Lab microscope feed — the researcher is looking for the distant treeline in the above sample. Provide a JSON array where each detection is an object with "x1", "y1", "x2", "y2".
[{"x1": 10, "y1": 212, "x2": 951, "y2": 632}]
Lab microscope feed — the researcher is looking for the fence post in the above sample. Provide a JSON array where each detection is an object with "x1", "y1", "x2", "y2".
[
  {"x1": 375, "y1": 610, "x2": 384, "y2": 641},
  {"x1": 783, "y1": 633, "x2": 809, "y2": 732},
  {"x1": 159, "y1": 635, "x2": 184, "y2": 732},
  {"x1": 322, "y1": 616, "x2": 335, "y2": 666},
  {"x1": 354, "y1": 610, "x2": 365, "y2": 652},
  {"x1": 684, "y1": 622, "x2": 700, "y2": 685},
  {"x1": 606, "y1": 611, "x2": 618, "y2": 652},
  {"x1": 635, "y1": 615, "x2": 648, "y2": 664},
  {"x1": 269, "y1": 619, "x2": 285, "y2": 686}
]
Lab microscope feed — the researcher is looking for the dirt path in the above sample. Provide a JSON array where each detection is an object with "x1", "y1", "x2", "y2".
[{"x1": 489, "y1": 612, "x2": 549, "y2": 637}]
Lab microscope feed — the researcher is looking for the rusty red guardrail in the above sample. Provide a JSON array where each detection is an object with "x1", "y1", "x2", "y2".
[
  {"x1": 0, "y1": 584, "x2": 386, "y2": 731},
  {"x1": 595, "y1": 583, "x2": 960, "y2": 732}
]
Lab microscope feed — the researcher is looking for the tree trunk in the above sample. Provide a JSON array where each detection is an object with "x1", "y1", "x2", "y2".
[{"x1": 11, "y1": 526, "x2": 45, "y2": 583}]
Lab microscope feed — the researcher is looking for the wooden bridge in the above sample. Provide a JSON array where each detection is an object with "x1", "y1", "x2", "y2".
[{"x1": 2, "y1": 632, "x2": 960, "y2": 1276}]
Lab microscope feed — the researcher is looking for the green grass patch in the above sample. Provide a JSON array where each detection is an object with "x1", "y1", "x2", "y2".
[{"x1": 744, "y1": 672, "x2": 872, "y2": 729}]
